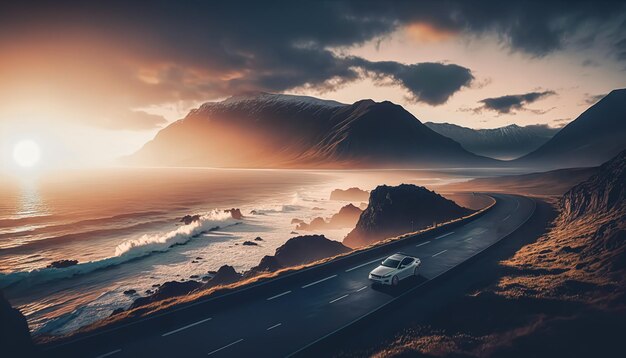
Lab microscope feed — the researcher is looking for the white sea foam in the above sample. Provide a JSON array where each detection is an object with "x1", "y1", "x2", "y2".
[{"x1": 0, "y1": 210, "x2": 239, "y2": 289}]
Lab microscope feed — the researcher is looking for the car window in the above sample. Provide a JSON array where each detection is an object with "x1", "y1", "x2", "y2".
[
  {"x1": 400, "y1": 258, "x2": 413, "y2": 266},
  {"x1": 381, "y1": 258, "x2": 401, "y2": 268}
]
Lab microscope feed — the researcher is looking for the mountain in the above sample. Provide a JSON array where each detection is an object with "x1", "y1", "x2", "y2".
[
  {"x1": 343, "y1": 184, "x2": 474, "y2": 248},
  {"x1": 516, "y1": 89, "x2": 626, "y2": 169},
  {"x1": 126, "y1": 92, "x2": 496, "y2": 168},
  {"x1": 425, "y1": 122, "x2": 559, "y2": 159}
]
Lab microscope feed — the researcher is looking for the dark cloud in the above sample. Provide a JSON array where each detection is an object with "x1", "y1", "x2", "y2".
[
  {"x1": 583, "y1": 93, "x2": 607, "y2": 105},
  {"x1": 0, "y1": 1, "x2": 625, "y2": 128},
  {"x1": 552, "y1": 118, "x2": 572, "y2": 127},
  {"x1": 476, "y1": 91, "x2": 556, "y2": 114},
  {"x1": 348, "y1": 59, "x2": 474, "y2": 105}
]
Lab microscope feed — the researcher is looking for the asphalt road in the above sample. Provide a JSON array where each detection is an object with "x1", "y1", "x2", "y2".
[{"x1": 44, "y1": 193, "x2": 535, "y2": 358}]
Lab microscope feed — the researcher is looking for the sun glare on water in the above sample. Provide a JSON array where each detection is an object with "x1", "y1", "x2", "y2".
[{"x1": 13, "y1": 140, "x2": 41, "y2": 168}]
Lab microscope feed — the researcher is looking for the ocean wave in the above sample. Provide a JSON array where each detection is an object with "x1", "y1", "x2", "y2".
[
  {"x1": 250, "y1": 204, "x2": 301, "y2": 215},
  {"x1": 0, "y1": 210, "x2": 239, "y2": 289}
]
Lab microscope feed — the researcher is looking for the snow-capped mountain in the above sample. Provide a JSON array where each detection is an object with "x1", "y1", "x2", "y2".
[
  {"x1": 425, "y1": 122, "x2": 559, "y2": 159},
  {"x1": 126, "y1": 93, "x2": 497, "y2": 168}
]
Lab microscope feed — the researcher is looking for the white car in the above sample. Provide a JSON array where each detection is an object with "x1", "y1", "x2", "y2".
[{"x1": 369, "y1": 253, "x2": 421, "y2": 286}]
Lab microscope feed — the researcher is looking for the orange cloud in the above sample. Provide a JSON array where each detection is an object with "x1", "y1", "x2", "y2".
[{"x1": 404, "y1": 22, "x2": 457, "y2": 43}]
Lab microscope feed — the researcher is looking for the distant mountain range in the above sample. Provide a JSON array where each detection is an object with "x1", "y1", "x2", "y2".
[
  {"x1": 126, "y1": 92, "x2": 496, "y2": 168},
  {"x1": 425, "y1": 122, "x2": 559, "y2": 160},
  {"x1": 516, "y1": 89, "x2": 626, "y2": 169}
]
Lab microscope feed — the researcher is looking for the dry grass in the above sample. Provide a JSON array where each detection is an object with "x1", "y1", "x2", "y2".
[{"x1": 369, "y1": 198, "x2": 626, "y2": 358}]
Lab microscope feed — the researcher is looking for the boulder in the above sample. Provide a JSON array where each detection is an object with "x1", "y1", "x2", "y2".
[
  {"x1": 225, "y1": 208, "x2": 244, "y2": 220},
  {"x1": 180, "y1": 214, "x2": 201, "y2": 225},
  {"x1": 46, "y1": 259, "x2": 78, "y2": 269}
]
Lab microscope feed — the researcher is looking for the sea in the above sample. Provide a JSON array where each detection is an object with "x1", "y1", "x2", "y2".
[{"x1": 0, "y1": 167, "x2": 511, "y2": 336}]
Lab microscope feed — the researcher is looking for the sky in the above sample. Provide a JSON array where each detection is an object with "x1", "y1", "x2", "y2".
[{"x1": 1, "y1": 0, "x2": 626, "y2": 171}]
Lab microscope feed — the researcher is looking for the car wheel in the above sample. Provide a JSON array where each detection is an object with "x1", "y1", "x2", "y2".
[
  {"x1": 414, "y1": 267, "x2": 419, "y2": 276},
  {"x1": 391, "y1": 275, "x2": 399, "y2": 286}
]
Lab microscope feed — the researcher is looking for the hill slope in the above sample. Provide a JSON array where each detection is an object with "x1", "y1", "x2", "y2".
[
  {"x1": 126, "y1": 93, "x2": 496, "y2": 168},
  {"x1": 425, "y1": 122, "x2": 558, "y2": 159},
  {"x1": 516, "y1": 89, "x2": 626, "y2": 169}
]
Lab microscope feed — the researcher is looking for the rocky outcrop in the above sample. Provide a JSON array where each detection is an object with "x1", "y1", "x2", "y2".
[
  {"x1": 225, "y1": 208, "x2": 244, "y2": 220},
  {"x1": 46, "y1": 259, "x2": 78, "y2": 269},
  {"x1": 296, "y1": 204, "x2": 362, "y2": 231},
  {"x1": 0, "y1": 290, "x2": 34, "y2": 355},
  {"x1": 180, "y1": 214, "x2": 201, "y2": 225},
  {"x1": 130, "y1": 265, "x2": 241, "y2": 309},
  {"x1": 330, "y1": 187, "x2": 369, "y2": 201},
  {"x1": 560, "y1": 150, "x2": 626, "y2": 221},
  {"x1": 344, "y1": 184, "x2": 473, "y2": 248},
  {"x1": 248, "y1": 235, "x2": 351, "y2": 275},
  {"x1": 207, "y1": 265, "x2": 242, "y2": 286},
  {"x1": 296, "y1": 217, "x2": 327, "y2": 231}
]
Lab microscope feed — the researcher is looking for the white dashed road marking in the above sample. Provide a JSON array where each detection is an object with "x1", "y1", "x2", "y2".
[
  {"x1": 302, "y1": 275, "x2": 337, "y2": 288},
  {"x1": 267, "y1": 290, "x2": 291, "y2": 301},
  {"x1": 329, "y1": 294, "x2": 349, "y2": 304},
  {"x1": 432, "y1": 250, "x2": 447, "y2": 257},
  {"x1": 162, "y1": 317, "x2": 212, "y2": 337},
  {"x1": 208, "y1": 339, "x2": 244, "y2": 356}
]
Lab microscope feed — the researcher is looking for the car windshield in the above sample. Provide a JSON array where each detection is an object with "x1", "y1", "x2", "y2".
[{"x1": 381, "y1": 258, "x2": 401, "y2": 268}]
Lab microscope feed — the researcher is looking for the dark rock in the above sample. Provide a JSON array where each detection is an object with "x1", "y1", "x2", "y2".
[
  {"x1": 206, "y1": 265, "x2": 242, "y2": 287},
  {"x1": 290, "y1": 231, "x2": 299, "y2": 235},
  {"x1": 201, "y1": 276, "x2": 211, "y2": 281},
  {"x1": 248, "y1": 255, "x2": 284, "y2": 275},
  {"x1": 190, "y1": 275, "x2": 199, "y2": 279},
  {"x1": 151, "y1": 284, "x2": 160, "y2": 288},
  {"x1": 296, "y1": 217, "x2": 326, "y2": 231},
  {"x1": 225, "y1": 208, "x2": 244, "y2": 220},
  {"x1": 330, "y1": 187, "x2": 369, "y2": 201},
  {"x1": 297, "y1": 204, "x2": 362, "y2": 231},
  {"x1": 0, "y1": 290, "x2": 34, "y2": 354},
  {"x1": 123, "y1": 289, "x2": 137, "y2": 295},
  {"x1": 344, "y1": 184, "x2": 474, "y2": 248},
  {"x1": 196, "y1": 257, "x2": 203, "y2": 260},
  {"x1": 254, "y1": 236, "x2": 264, "y2": 241},
  {"x1": 207, "y1": 270, "x2": 218, "y2": 274},
  {"x1": 145, "y1": 290, "x2": 153, "y2": 295},
  {"x1": 271, "y1": 235, "x2": 350, "y2": 268},
  {"x1": 191, "y1": 260, "x2": 199, "y2": 263},
  {"x1": 180, "y1": 214, "x2": 201, "y2": 225},
  {"x1": 242, "y1": 241, "x2": 258, "y2": 246},
  {"x1": 46, "y1": 259, "x2": 78, "y2": 269},
  {"x1": 130, "y1": 280, "x2": 202, "y2": 309}
]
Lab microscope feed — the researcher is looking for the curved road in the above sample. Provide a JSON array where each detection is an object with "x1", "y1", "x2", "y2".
[{"x1": 46, "y1": 194, "x2": 535, "y2": 358}]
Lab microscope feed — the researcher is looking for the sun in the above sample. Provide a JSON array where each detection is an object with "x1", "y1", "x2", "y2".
[{"x1": 13, "y1": 140, "x2": 41, "y2": 168}]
